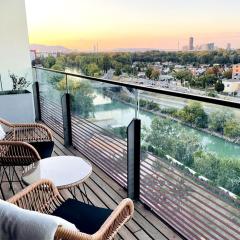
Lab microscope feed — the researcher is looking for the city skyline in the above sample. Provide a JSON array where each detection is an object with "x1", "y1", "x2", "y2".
[{"x1": 25, "y1": 0, "x2": 240, "y2": 51}]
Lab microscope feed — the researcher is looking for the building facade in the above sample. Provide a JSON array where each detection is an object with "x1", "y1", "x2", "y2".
[
  {"x1": 232, "y1": 64, "x2": 240, "y2": 80},
  {"x1": 0, "y1": 0, "x2": 32, "y2": 90},
  {"x1": 189, "y1": 37, "x2": 194, "y2": 51}
]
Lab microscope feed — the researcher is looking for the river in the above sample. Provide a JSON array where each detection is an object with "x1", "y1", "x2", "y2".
[
  {"x1": 41, "y1": 68, "x2": 240, "y2": 160},
  {"x1": 92, "y1": 90, "x2": 240, "y2": 159}
]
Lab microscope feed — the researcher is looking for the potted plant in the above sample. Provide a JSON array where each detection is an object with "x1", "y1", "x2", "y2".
[{"x1": 0, "y1": 73, "x2": 35, "y2": 123}]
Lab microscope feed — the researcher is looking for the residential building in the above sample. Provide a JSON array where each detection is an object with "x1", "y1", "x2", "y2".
[
  {"x1": 223, "y1": 79, "x2": 240, "y2": 94},
  {"x1": 30, "y1": 50, "x2": 36, "y2": 62},
  {"x1": 232, "y1": 64, "x2": 240, "y2": 80}
]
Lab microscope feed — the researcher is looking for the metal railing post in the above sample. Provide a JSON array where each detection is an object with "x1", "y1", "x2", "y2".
[
  {"x1": 127, "y1": 118, "x2": 141, "y2": 200},
  {"x1": 32, "y1": 82, "x2": 41, "y2": 121},
  {"x1": 61, "y1": 93, "x2": 72, "y2": 147}
]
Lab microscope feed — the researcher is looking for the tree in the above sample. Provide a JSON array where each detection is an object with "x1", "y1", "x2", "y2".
[
  {"x1": 145, "y1": 67, "x2": 153, "y2": 79},
  {"x1": 214, "y1": 80, "x2": 224, "y2": 93},
  {"x1": 223, "y1": 69, "x2": 232, "y2": 79},
  {"x1": 51, "y1": 64, "x2": 64, "y2": 71},
  {"x1": 144, "y1": 118, "x2": 202, "y2": 166},
  {"x1": 194, "y1": 151, "x2": 220, "y2": 180},
  {"x1": 172, "y1": 69, "x2": 193, "y2": 86},
  {"x1": 85, "y1": 63, "x2": 101, "y2": 77},
  {"x1": 102, "y1": 55, "x2": 111, "y2": 73},
  {"x1": 204, "y1": 74, "x2": 218, "y2": 87},
  {"x1": 207, "y1": 66, "x2": 220, "y2": 77},
  {"x1": 216, "y1": 158, "x2": 240, "y2": 195},
  {"x1": 209, "y1": 111, "x2": 233, "y2": 134},
  {"x1": 57, "y1": 78, "x2": 95, "y2": 118},
  {"x1": 151, "y1": 69, "x2": 160, "y2": 80},
  {"x1": 177, "y1": 102, "x2": 208, "y2": 128},
  {"x1": 42, "y1": 56, "x2": 56, "y2": 68},
  {"x1": 224, "y1": 119, "x2": 240, "y2": 138},
  {"x1": 114, "y1": 66, "x2": 122, "y2": 76}
]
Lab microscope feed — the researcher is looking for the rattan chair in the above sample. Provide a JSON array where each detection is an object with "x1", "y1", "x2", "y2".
[
  {"x1": 0, "y1": 118, "x2": 53, "y2": 142},
  {"x1": 0, "y1": 141, "x2": 41, "y2": 166},
  {"x1": 0, "y1": 141, "x2": 41, "y2": 188},
  {"x1": 7, "y1": 179, "x2": 134, "y2": 240},
  {"x1": 0, "y1": 118, "x2": 54, "y2": 159}
]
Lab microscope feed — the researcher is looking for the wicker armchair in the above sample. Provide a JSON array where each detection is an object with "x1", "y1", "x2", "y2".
[
  {"x1": 0, "y1": 141, "x2": 41, "y2": 187},
  {"x1": 0, "y1": 118, "x2": 54, "y2": 159},
  {"x1": 0, "y1": 141, "x2": 41, "y2": 166},
  {"x1": 7, "y1": 179, "x2": 134, "y2": 240},
  {"x1": 0, "y1": 118, "x2": 53, "y2": 142}
]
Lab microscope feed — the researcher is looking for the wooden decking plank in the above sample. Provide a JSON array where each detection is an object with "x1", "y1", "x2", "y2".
[
  {"x1": 52, "y1": 132, "x2": 177, "y2": 240},
  {"x1": 53, "y1": 141, "x2": 137, "y2": 240},
  {"x1": 53, "y1": 138, "x2": 180, "y2": 240}
]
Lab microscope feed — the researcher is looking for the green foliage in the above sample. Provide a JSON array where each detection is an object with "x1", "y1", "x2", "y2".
[
  {"x1": 57, "y1": 78, "x2": 95, "y2": 118},
  {"x1": 114, "y1": 66, "x2": 122, "y2": 76},
  {"x1": 173, "y1": 69, "x2": 193, "y2": 85},
  {"x1": 42, "y1": 56, "x2": 56, "y2": 68},
  {"x1": 131, "y1": 49, "x2": 240, "y2": 65},
  {"x1": 223, "y1": 69, "x2": 233, "y2": 79},
  {"x1": 102, "y1": 55, "x2": 111, "y2": 73},
  {"x1": 146, "y1": 101, "x2": 160, "y2": 111},
  {"x1": 177, "y1": 102, "x2": 208, "y2": 128},
  {"x1": 144, "y1": 117, "x2": 240, "y2": 195},
  {"x1": 224, "y1": 119, "x2": 240, "y2": 138},
  {"x1": 194, "y1": 152, "x2": 240, "y2": 195},
  {"x1": 51, "y1": 64, "x2": 64, "y2": 71},
  {"x1": 84, "y1": 63, "x2": 101, "y2": 77},
  {"x1": 216, "y1": 159, "x2": 240, "y2": 195},
  {"x1": 194, "y1": 151, "x2": 221, "y2": 180},
  {"x1": 214, "y1": 80, "x2": 225, "y2": 93},
  {"x1": 161, "y1": 107, "x2": 178, "y2": 116},
  {"x1": 9, "y1": 73, "x2": 30, "y2": 91},
  {"x1": 207, "y1": 90, "x2": 217, "y2": 98},
  {"x1": 145, "y1": 67, "x2": 153, "y2": 79},
  {"x1": 151, "y1": 69, "x2": 160, "y2": 80},
  {"x1": 139, "y1": 99, "x2": 159, "y2": 111},
  {"x1": 111, "y1": 126, "x2": 127, "y2": 139},
  {"x1": 208, "y1": 111, "x2": 233, "y2": 134},
  {"x1": 144, "y1": 118, "x2": 202, "y2": 166},
  {"x1": 71, "y1": 80, "x2": 95, "y2": 117}
]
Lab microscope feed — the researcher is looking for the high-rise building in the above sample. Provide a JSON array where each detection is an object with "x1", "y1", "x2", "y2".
[
  {"x1": 226, "y1": 43, "x2": 231, "y2": 51},
  {"x1": 200, "y1": 43, "x2": 215, "y2": 51},
  {"x1": 189, "y1": 37, "x2": 194, "y2": 51}
]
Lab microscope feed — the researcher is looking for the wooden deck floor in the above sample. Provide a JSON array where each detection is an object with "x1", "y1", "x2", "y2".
[{"x1": 0, "y1": 131, "x2": 183, "y2": 240}]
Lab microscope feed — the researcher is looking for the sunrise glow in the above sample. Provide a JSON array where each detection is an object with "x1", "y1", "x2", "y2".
[{"x1": 25, "y1": 0, "x2": 240, "y2": 51}]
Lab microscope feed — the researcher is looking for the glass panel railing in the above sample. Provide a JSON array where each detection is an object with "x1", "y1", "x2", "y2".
[
  {"x1": 137, "y1": 90, "x2": 240, "y2": 240},
  {"x1": 68, "y1": 76, "x2": 136, "y2": 188},
  {"x1": 36, "y1": 68, "x2": 66, "y2": 137},
  {"x1": 34, "y1": 67, "x2": 240, "y2": 239}
]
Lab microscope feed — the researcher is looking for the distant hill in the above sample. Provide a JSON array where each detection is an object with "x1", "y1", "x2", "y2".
[
  {"x1": 112, "y1": 48, "x2": 178, "y2": 52},
  {"x1": 30, "y1": 44, "x2": 72, "y2": 53}
]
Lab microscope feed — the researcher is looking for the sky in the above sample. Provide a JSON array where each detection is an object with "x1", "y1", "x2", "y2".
[{"x1": 25, "y1": 0, "x2": 240, "y2": 51}]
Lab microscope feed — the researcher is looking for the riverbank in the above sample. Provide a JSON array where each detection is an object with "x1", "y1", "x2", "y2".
[{"x1": 103, "y1": 89, "x2": 240, "y2": 147}]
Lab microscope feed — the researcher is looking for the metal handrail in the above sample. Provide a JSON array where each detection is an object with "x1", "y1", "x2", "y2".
[{"x1": 33, "y1": 66, "x2": 240, "y2": 109}]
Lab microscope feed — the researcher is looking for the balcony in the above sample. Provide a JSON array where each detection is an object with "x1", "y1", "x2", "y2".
[{"x1": 1, "y1": 66, "x2": 240, "y2": 240}]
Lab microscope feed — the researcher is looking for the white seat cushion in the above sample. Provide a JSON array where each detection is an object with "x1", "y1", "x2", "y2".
[
  {"x1": 0, "y1": 199, "x2": 77, "y2": 240},
  {"x1": 0, "y1": 125, "x2": 6, "y2": 140}
]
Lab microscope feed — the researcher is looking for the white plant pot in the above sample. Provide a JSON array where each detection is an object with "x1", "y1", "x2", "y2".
[{"x1": 0, "y1": 90, "x2": 35, "y2": 123}]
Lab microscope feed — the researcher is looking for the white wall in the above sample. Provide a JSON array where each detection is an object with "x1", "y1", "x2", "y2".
[{"x1": 0, "y1": 0, "x2": 32, "y2": 90}]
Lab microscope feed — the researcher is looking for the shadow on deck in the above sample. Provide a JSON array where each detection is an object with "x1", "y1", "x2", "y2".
[{"x1": 0, "y1": 131, "x2": 183, "y2": 240}]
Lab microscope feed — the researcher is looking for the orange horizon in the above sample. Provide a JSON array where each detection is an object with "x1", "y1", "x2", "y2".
[{"x1": 25, "y1": 0, "x2": 240, "y2": 51}]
